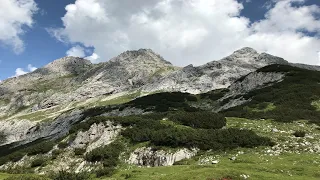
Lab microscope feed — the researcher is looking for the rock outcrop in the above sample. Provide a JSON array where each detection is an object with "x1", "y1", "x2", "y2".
[
  {"x1": 128, "y1": 147, "x2": 198, "y2": 167},
  {"x1": 71, "y1": 121, "x2": 122, "y2": 152},
  {"x1": 0, "y1": 109, "x2": 83, "y2": 146}
]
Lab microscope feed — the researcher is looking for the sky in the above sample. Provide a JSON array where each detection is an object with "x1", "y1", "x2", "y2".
[{"x1": 0, "y1": 0, "x2": 320, "y2": 80}]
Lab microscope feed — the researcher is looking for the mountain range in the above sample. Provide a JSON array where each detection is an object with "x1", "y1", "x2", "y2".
[
  {"x1": 0, "y1": 47, "x2": 320, "y2": 180},
  {"x1": 1, "y1": 47, "x2": 318, "y2": 117}
]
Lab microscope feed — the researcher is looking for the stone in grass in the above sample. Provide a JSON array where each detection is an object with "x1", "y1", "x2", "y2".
[
  {"x1": 211, "y1": 160, "x2": 219, "y2": 164},
  {"x1": 229, "y1": 156, "x2": 236, "y2": 161}
]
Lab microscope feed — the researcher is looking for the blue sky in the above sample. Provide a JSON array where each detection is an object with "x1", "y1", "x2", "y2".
[{"x1": 0, "y1": 0, "x2": 320, "y2": 80}]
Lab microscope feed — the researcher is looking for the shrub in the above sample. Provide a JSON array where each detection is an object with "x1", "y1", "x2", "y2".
[
  {"x1": 51, "y1": 170, "x2": 90, "y2": 180},
  {"x1": 95, "y1": 167, "x2": 115, "y2": 178},
  {"x1": 74, "y1": 148, "x2": 86, "y2": 156},
  {"x1": 4, "y1": 175, "x2": 50, "y2": 180},
  {"x1": 58, "y1": 142, "x2": 68, "y2": 149},
  {"x1": 27, "y1": 141, "x2": 55, "y2": 155},
  {"x1": 31, "y1": 157, "x2": 47, "y2": 167},
  {"x1": 51, "y1": 149, "x2": 62, "y2": 159},
  {"x1": 293, "y1": 131, "x2": 306, "y2": 137},
  {"x1": 168, "y1": 111, "x2": 226, "y2": 129},
  {"x1": 0, "y1": 131, "x2": 6, "y2": 144},
  {"x1": 85, "y1": 141, "x2": 124, "y2": 167}
]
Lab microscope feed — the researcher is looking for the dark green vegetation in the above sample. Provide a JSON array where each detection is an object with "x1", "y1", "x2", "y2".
[
  {"x1": 293, "y1": 130, "x2": 306, "y2": 137},
  {"x1": 4, "y1": 174, "x2": 50, "y2": 180},
  {"x1": 71, "y1": 111, "x2": 273, "y2": 151},
  {"x1": 0, "y1": 139, "x2": 55, "y2": 166},
  {"x1": 0, "y1": 132, "x2": 6, "y2": 144},
  {"x1": 31, "y1": 157, "x2": 47, "y2": 168},
  {"x1": 49, "y1": 171, "x2": 90, "y2": 180},
  {"x1": 125, "y1": 92, "x2": 200, "y2": 112},
  {"x1": 224, "y1": 64, "x2": 320, "y2": 124}
]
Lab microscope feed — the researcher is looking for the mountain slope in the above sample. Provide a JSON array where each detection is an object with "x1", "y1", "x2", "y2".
[
  {"x1": 0, "y1": 64, "x2": 320, "y2": 180},
  {"x1": 0, "y1": 47, "x2": 294, "y2": 118}
]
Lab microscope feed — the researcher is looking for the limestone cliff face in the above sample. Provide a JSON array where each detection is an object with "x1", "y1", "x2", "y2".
[
  {"x1": 128, "y1": 147, "x2": 198, "y2": 167},
  {"x1": 0, "y1": 109, "x2": 83, "y2": 146},
  {"x1": 71, "y1": 121, "x2": 122, "y2": 152}
]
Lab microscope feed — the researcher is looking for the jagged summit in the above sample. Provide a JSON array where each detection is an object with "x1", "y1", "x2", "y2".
[
  {"x1": 41, "y1": 56, "x2": 92, "y2": 76},
  {"x1": 110, "y1": 49, "x2": 172, "y2": 66},
  {"x1": 234, "y1": 47, "x2": 258, "y2": 55},
  {"x1": 222, "y1": 47, "x2": 288, "y2": 66}
]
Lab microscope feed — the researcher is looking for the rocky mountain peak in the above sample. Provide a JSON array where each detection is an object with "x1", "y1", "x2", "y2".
[
  {"x1": 110, "y1": 49, "x2": 172, "y2": 66},
  {"x1": 40, "y1": 56, "x2": 93, "y2": 76},
  {"x1": 222, "y1": 47, "x2": 288, "y2": 66}
]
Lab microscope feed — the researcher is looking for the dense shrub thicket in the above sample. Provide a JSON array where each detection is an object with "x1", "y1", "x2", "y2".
[
  {"x1": 72, "y1": 112, "x2": 273, "y2": 151},
  {"x1": 31, "y1": 157, "x2": 47, "y2": 167},
  {"x1": 126, "y1": 92, "x2": 199, "y2": 112},
  {"x1": 123, "y1": 125, "x2": 273, "y2": 150},
  {"x1": 223, "y1": 65, "x2": 320, "y2": 124},
  {"x1": 0, "y1": 140, "x2": 55, "y2": 166},
  {"x1": 85, "y1": 141, "x2": 124, "y2": 177},
  {"x1": 168, "y1": 111, "x2": 226, "y2": 129},
  {"x1": 200, "y1": 89, "x2": 229, "y2": 101},
  {"x1": 4, "y1": 175, "x2": 50, "y2": 180},
  {"x1": 50, "y1": 171, "x2": 90, "y2": 180}
]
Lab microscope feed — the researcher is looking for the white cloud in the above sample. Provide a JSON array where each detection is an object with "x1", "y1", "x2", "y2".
[
  {"x1": 13, "y1": 64, "x2": 37, "y2": 77},
  {"x1": 66, "y1": 45, "x2": 86, "y2": 57},
  {"x1": 14, "y1": 68, "x2": 28, "y2": 76},
  {"x1": 0, "y1": 0, "x2": 38, "y2": 53},
  {"x1": 86, "y1": 53, "x2": 100, "y2": 62},
  {"x1": 66, "y1": 45, "x2": 100, "y2": 62},
  {"x1": 50, "y1": 0, "x2": 320, "y2": 66},
  {"x1": 27, "y1": 64, "x2": 37, "y2": 72}
]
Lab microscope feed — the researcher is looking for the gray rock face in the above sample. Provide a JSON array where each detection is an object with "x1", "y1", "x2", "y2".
[
  {"x1": 0, "y1": 109, "x2": 83, "y2": 146},
  {"x1": 217, "y1": 71, "x2": 285, "y2": 111},
  {"x1": 71, "y1": 121, "x2": 122, "y2": 152},
  {"x1": 142, "y1": 47, "x2": 288, "y2": 94},
  {"x1": 128, "y1": 147, "x2": 198, "y2": 167}
]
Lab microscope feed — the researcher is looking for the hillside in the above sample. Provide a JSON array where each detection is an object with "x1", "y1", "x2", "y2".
[{"x1": 0, "y1": 50, "x2": 320, "y2": 179}]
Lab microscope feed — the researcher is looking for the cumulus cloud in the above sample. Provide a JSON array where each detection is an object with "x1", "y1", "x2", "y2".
[
  {"x1": 27, "y1": 64, "x2": 37, "y2": 72},
  {"x1": 13, "y1": 64, "x2": 37, "y2": 77},
  {"x1": 66, "y1": 45, "x2": 100, "y2": 62},
  {"x1": 50, "y1": 0, "x2": 320, "y2": 66},
  {"x1": 0, "y1": 0, "x2": 38, "y2": 53},
  {"x1": 66, "y1": 45, "x2": 86, "y2": 57},
  {"x1": 85, "y1": 53, "x2": 100, "y2": 62}
]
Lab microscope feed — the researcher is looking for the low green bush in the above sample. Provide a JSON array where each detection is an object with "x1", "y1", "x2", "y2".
[
  {"x1": 58, "y1": 142, "x2": 68, "y2": 149},
  {"x1": 31, "y1": 157, "x2": 47, "y2": 167},
  {"x1": 293, "y1": 131, "x2": 306, "y2": 137},
  {"x1": 51, "y1": 170, "x2": 90, "y2": 180},
  {"x1": 74, "y1": 148, "x2": 86, "y2": 156},
  {"x1": 85, "y1": 142, "x2": 124, "y2": 166},
  {"x1": 4, "y1": 175, "x2": 50, "y2": 180},
  {"x1": 51, "y1": 149, "x2": 62, "y2": 159},
  {"x1": 168, "y1": 111, "x2": 226, "y2": 129},
  {"x1": 95, "y1": 167, "x2": 115, "y2": 178}
]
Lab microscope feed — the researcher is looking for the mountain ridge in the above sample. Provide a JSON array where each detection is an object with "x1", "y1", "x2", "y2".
[{"x1": 0, "y1": 47, "x2": 319, "y2": 117}]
